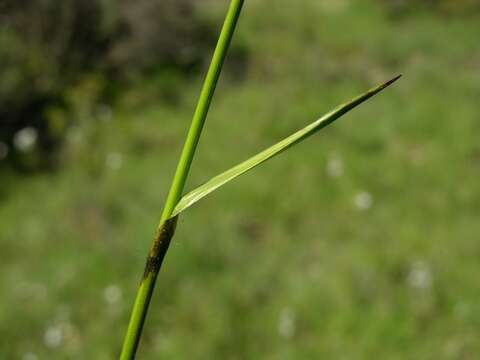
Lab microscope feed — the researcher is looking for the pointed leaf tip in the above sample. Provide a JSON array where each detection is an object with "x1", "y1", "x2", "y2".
[
  {"x1": 382, "y1": 74, "x2": 402, "y2": 88},
  {"x1": 171, "y1": 75, "x2": 400, "y2": 218}
]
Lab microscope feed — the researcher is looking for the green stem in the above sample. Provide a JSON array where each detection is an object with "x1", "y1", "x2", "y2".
[{"x1": 119, "y1": 1, "x2": 245, "y2": 358}]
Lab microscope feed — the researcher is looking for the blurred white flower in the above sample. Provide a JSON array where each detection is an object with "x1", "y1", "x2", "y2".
[
  {"x1": 407, "y1": 261, "x2": 432, "y2": 290},
  {"x1": 22, "y1": 352, "x2": 38, "y2": 360},
  {"x1": 354, "y1": 191, "x2": 373, "y2": 211},
  {"x1": 106, "y1": 152, "x2": 123, "y2": 170},
  {"x1": 326, "y1": 154, "x2": 344, "y2": 178},
  {"x1": 278, "y1": 307, "x2": 296, "y2": 339},
  {"x1": 103, "y1": 284, "x2": 122, "y2": 305},
  {"x1": 0, "y1": 141, "x2": 9, "y2": 159},
  {"x1": 13, "y1": 127, "x2": 38, "y2": 152},
  {"x1": 44, "y1": 324, "x2": 63, "y2": 348}
]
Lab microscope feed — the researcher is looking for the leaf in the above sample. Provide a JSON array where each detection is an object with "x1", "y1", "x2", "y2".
[{"x1": 171, "y1": 75, "x2": 401, "y2": 218}]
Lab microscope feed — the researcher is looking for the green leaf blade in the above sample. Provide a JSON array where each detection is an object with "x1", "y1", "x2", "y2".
[{"x1": 172, "y1": 75, "x2": 401, "y2": 218}]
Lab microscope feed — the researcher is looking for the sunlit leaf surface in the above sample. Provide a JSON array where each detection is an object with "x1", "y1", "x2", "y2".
[{"x1": 172, "y1": 75, "x2": 401, "y2": 217}]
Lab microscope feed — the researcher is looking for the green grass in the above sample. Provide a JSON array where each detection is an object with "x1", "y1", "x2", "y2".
[
  {"x1": 2, "y1": 0, "x2": 480, "y2": 358},
  {"x1": 120, "y1": 1, "x2": 245, "y2": 357}
]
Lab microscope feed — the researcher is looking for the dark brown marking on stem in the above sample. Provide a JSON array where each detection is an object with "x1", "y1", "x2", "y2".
[{"x1": 142, "y1": 216, "x2": 178, "y2": 279}]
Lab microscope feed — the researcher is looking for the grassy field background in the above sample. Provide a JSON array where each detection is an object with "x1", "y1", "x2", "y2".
[{"x1": 1, "y1": 0, "x2": 480, "y2": 358}]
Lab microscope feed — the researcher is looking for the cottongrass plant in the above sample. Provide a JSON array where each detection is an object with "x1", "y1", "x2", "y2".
[{"x1": 119, "y1": 0, "x2": 400, "y2": 358}]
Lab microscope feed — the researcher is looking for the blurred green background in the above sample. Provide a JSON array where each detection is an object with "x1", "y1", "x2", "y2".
[{"x1": 1, "y1": 0, "x2": 480, "y2": 358}]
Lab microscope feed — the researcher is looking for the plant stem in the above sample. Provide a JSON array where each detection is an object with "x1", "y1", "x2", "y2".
[{"x1": 119, "y1": 1, "x2": 245, "y2": 358}]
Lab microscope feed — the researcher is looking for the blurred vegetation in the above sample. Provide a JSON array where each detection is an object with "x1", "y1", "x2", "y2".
[
  {"x1": 0, "y1": 0, "x2": 217, "y2": 170},
  {"x1": 1, "y1": 0, "x2": 477, "y2": 171},
  {"x1": 382, "y1": 0, "x2": 480, "y2": 15},
  {"x1": 1, "y1": 0, "x2": 480, "y2": 359}
]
